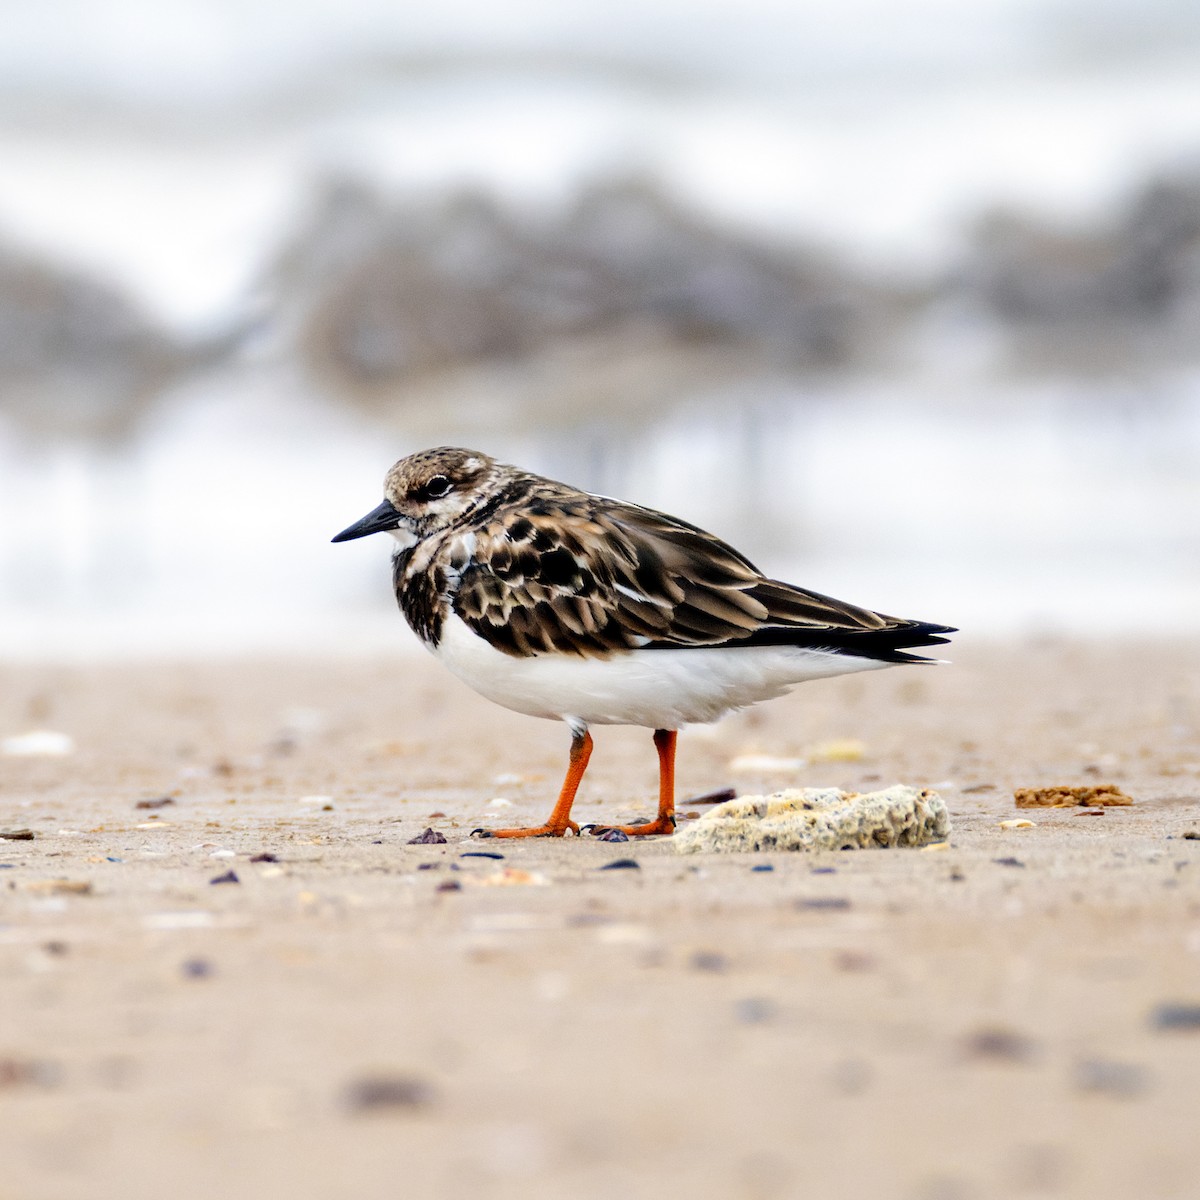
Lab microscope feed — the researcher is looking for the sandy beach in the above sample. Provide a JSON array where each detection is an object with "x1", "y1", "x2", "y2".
[{"x1": 2, "y1": 637, "x2": 1199, "y2": 1200}]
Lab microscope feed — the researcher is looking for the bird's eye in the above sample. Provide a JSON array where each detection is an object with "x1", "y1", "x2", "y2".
[{"x1": 423, "y1": 475, "x2": 452, "y2": 500}]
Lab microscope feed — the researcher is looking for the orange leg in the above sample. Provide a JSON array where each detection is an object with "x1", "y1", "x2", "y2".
[
  {"x1": 473, "y1": 728, "x2": 592, "y2": 838},
  {"x1": 589, "y1": 728, "x2": 677, "y2": 837}
]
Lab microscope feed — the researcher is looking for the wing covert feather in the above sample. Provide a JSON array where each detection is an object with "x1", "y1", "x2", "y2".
[{"x1": 449, "y1": 490, "x2": 950, "y2": 661}]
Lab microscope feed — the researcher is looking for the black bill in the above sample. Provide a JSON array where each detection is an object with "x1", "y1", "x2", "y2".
[{"x1": 331, "y1": 499, "x2": 403, "y2": 543}]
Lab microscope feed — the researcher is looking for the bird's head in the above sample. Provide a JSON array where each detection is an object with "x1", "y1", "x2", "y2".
[{"x1": 332, "y1": 447, "x2": 499, "y2": 548}]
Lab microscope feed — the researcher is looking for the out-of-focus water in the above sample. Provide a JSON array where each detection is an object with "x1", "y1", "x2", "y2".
[{"x1": 1, "y1": 365, "x2": 1197, "y2": 658}]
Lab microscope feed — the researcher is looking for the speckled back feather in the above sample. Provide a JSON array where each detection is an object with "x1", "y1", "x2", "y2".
[{"x1": 389, "y1": 458, "x2": 952, "y2": 662}]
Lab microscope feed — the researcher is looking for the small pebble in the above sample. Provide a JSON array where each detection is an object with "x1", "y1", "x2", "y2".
[
  {"x1": 209, "y1": 870, "x2": 239, "y2": 885},
  {"x1": 460, "y1": 851, "x2": 504, "y2": 860},
  {"x1": 751, "y1": 864, "x2": 774, "y2": 873},
  {"x1": 250, "y1": 853, "x2": 279, "y2": 863},
  {"x1": 345, "y1": 1075, "x2": 433, "y2": 1113},
  {"x1": 0, "y1": 829, "x2": 35, "y2": 841},
  {"x1": 831, "y1": 1059, "x2": 873, "y2": 1095},
  {"x1": 435, "y1": 880, "x2": 462, "y2": 893},
  {"x1": 1074, "y1": 1058, "x2": 1147, "y2": 1098},
  {"x1": 0, "y1": 1058, "x2": 62, "y2": 1088},
  {"x1": 962, "y1": 1027, "x2": 1036, "y2": 1063},
  {"x1": 794, "y1": 897, "x2": 851, "y2": 911},
  {"x1": 105, "y1": 857, "x2": 123, "y2": 863},
  {"x1": 181, "y1": 959, "x2": 213, "y2": 979},
  {"x1": 408, "y1": 828, "x2": 447, "y2": 845},
  {"x1": 1150, "y1": 1003, "x2": 1200, "y2": 1032},
  {"x1": 684, "y1": 786, "x2": 738, "y2": 806},
  {"x1": 834, "y1": 951, "x2": 875, "y2": 972},
  {"x1": 993, "y1": 857, "x2": 1026, "y2": 868},
  {"x1": 596, "y1": 829, "x2": 629, "y2": 843},
  {"x1": 417, "y1": 863, "x2": 438, "y2": 871},
  {"x1": 734, "y1": 997, "x2": 777, "y2": 1024},
  {"x1": 600, "y1": 859, "x2": 640, "y2": 871},
  {"x1": 811, "y1": 866, "x2": 837, "y2": 875},
  {"x1": 134, "y1": 797, "x2": 175, "y2": 810},
  {"x1": 690, "y1": 951, "x2": 728, "y2": 973},
  {"x1": 1183, "y1": 830, "x2": 1200, "y2": 841}
]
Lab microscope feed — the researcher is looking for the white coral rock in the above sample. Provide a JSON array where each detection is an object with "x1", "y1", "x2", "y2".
[{"x1": 673, "y1": 786, "x2": 949, "y2": 854}]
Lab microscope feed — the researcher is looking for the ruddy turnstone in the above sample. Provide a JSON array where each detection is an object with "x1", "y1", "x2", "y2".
[{"x1": 333, "y1": 447, "x2": 954, "y2": 838}]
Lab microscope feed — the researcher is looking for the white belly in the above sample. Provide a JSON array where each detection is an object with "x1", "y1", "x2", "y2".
[{"x1": 432, "y1": 613, "x2": 888, "y2": 728}]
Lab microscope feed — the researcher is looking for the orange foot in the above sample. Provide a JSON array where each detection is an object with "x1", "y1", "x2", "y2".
[
  {"x1": 586, "y1": 816, "x2": 676, "y2": 838},
  {"x1": 471, "y1": 820, "x2": 580, "y2": 839}
]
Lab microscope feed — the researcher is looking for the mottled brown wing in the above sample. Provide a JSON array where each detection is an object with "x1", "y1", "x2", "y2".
[{"x1": 451, "y1": 492, "x2": 951, "y2": 660}]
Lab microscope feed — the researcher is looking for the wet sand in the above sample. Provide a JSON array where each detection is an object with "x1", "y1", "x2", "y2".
[{"x1": 2, "y1": 638, "x2": 1199, "y2": 1200}]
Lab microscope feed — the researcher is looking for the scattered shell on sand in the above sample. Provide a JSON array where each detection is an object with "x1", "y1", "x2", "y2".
[
  {"x1": 1, "y1": 730, "x2": 75, "y2": 757},
  {"x1": 142, "y1": 911, "x2": 216, "y2": 930},
  {"x1": 471, "y1": 868, "x2": 549, "y2": 887},
  {"x1": 806, "y1": 739, "x2": 867, "y2": 763},
  {"x1": 674, "y1": 786, "x2": 949, "y2": 854},
  {"x1": 23, "y1": 879, "x2": 93, "y2": 895},
  {"x1": 999, "y1": 819, "x2": 1036, "y2": 830},
  {"x1": 1014, "y1": 785, "x2": 1133, "y2": 808},
  {"x1": 728, "y1": 753, "x2": 807, "y2": 774}
]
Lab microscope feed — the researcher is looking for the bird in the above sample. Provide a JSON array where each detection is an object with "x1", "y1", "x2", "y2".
[{"x1": 332, "y1": 447, "x2": 954, "y2": 838}]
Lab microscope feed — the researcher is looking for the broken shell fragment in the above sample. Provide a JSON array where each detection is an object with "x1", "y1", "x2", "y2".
[
  {"x1": 1014, "y1": 785, "x2": 1132, "y2": 808},
  {"x1": 675, "y1": 786, "x2": 949, "y2": 854}
]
